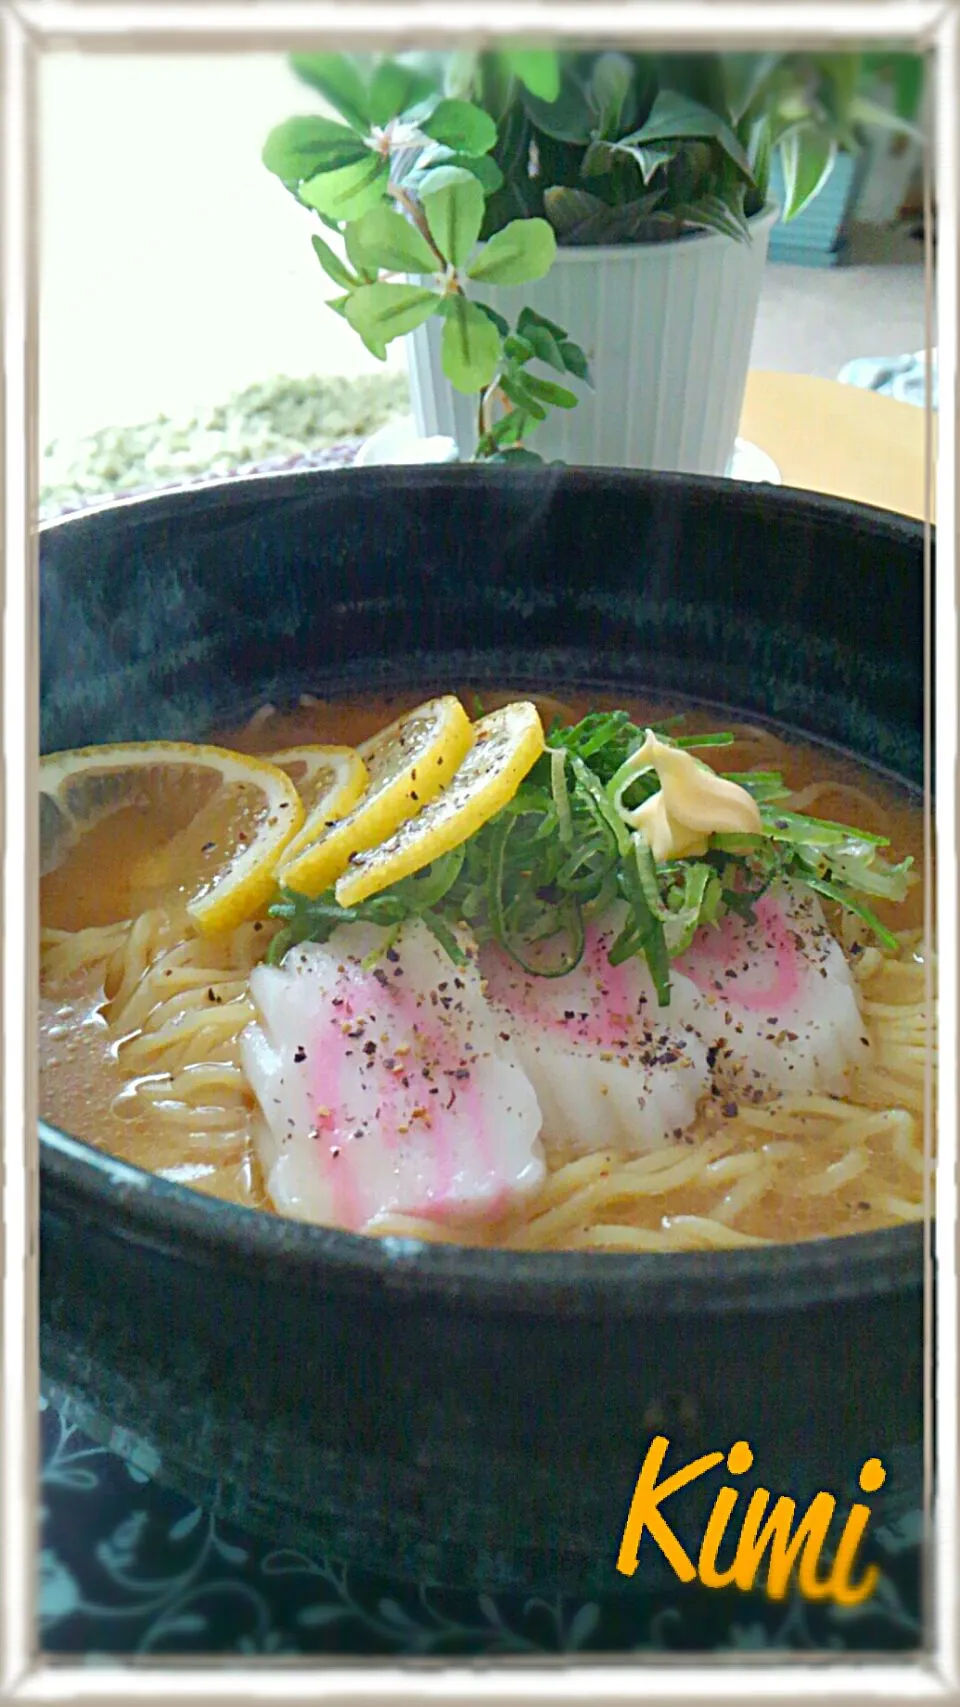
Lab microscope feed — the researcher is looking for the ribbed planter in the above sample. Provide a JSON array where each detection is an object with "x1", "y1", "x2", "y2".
[{"x1": 405, "y1": 202, "x2": 778, "y2": 476}]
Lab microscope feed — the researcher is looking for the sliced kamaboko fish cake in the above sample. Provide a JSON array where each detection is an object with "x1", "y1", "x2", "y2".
[
  {"x1": 240, "y1": 919, "x2": 545, "y2": 1233},
  {"x1": 479, "y1": 906, "x2": 711, "y2": 1161},
  {"x1": 672, "y1": 880, "x2": 871, "y2": 1102}
]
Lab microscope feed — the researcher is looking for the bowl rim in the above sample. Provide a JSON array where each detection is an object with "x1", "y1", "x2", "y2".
[
  {"x1": 39, "y1": 466, "x2": 930, "y2": 1320},
  {"x1": 37, "y1": 459, "x2": 933, "y2": 544},
  {"x1": 40, "y1": 1115, "x2": 926, "y2": 1318}
]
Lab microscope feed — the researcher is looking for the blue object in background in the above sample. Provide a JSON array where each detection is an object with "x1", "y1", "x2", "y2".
[
  {"x1": 838, "y1": 349, "x2": 938, "y2": 410},
  {"x1": 768, "y1": 153, "x2": 864, "y2": 268}
]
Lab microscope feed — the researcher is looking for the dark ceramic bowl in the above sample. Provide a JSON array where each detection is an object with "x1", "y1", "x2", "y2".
[{"x1": 39, "y1": 467, "x2": 928, "y2": 1600}]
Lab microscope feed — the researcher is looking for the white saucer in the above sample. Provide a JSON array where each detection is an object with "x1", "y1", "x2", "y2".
[
  {"x1": 726, "y1": 438, "x2": 782, "y2": 485},
  {"x1": 356, "y1": 419, "x2": 783, "y2": 485}
]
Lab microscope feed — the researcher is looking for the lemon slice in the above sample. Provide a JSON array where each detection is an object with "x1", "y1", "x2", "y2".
[
  {"x1": 335, "y1": 701, "x2": 545, "y2": 907},
  {"x1": 40, "y1": 741, "x2": 304, "y2": 937},
  {"x1": 276, "y1": 695, "x2": 474, "y2": 898},
  {"x1": 270, "y1": 744, "x2": 369, "y2": 818},
  {"x1": 270, "y1": 743, "x2": 369, "y2": 880}
]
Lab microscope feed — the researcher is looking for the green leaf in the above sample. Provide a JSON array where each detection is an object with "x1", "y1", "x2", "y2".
[
  {"x1": 397, "y1": 145, "x2": 503, "y2": 198},
  {"x1": 262, "y1": 116, "x2": 369, "y2": 181},
  {"x1": 611, "y1": 138, "x2": 679, "y2": 184},
  {"x1": 420, "y1": 166, "x2": 485, "y2": 266},
  {"x1": 310, "y1": 232, "x2": 359, "y2": 289},
  {"x1": 444, "y1": 50, "x2": 481, "y2": 100},
  {"x1": 521, "y1": 373, "x2": 579, "y2": 409},
  {"x1": 559, "y1": 340, "x2": 591, "y2": 383},
  {"x1": 589, "y1": 52, "x2": 636, "y2": 137},
  {"x1": 745, "y1": 114, "x2": 773, "y2": 202},
  {"x1": 543, "y1": 186, "x2": 675, "y2": 246},
  {"x1": 472, "y1": 301, "x2": 510, "y2": 337},
  {"x1": 289, "y1": 54, "x2": 371, "y2": 131},
  {"x1": 481, "y1": 409, "x2": 531, "y2": 450},
  {"x1": 499, "y1": 371, "x2": 547, "y2": 421},
  {"x1": 517, "y1": 306, "x2": 567, "y2": 341},
  {"x1": 367, "y1": 60, "x2": 437, "y2": 127},
  {"x1": 344, "y1": 204, "x2": 437, "y2": 276},
  {"x1": 325, "y1": 294, "x2": 350, "y2": 319},
  {"x1": 581, "y1": 140, "x2": 617, "y2": 179},
  {"x1": 778, "y1": 126, "x2": 837, "y2": 221},
  {"x1": 343, "y1": 282, "x2": 441, "y2": 357},
  {"x1": 465, "y1": 217, "x2": 556, "y2": 285},
  {"x1": 516, "y1": 325, "x2": 562, "y2": 370},
  {"x1": 421, "y1": 98, "x2": 498, "y2": 156},
  {"x1": 673, "y1": 193, "x2": 750, "y2": 243},
  {"x1": 299, "y1": 155, "x2": 390, "y2": 222},
  {"x1": 440, "y1": 295, "x2": 502, "y2": 393},
  {"x1": 521, "y1": 70, "x2": 594, "y2": 144},
  {"x1": 499, "y1": 49, "x2": 561, "y2": 102},
  {"x1": 504, "y1": 332, "x2": 536, "y2": 362},
  {"x1": 455, "y1": 154, "x2": 504, "y2": 194},
  {"x1": 620, "y1": 91, "x2": 755, "y2": 181},
  {"x1": 720, "y1": 52, "x2": 784, "y2": 124}
]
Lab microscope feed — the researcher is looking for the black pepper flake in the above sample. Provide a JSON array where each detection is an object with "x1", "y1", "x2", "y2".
[
  {"x1": 293, "y1": 1046, "x2": 307, "y2": 1064},
  {"x1": 386, "y1": 948, "x2": 400, "y2": 963},
  {"x1": 202, "y1": 841, "x2": 216, "y2": 853}
]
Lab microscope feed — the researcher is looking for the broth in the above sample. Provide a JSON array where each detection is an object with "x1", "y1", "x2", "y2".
[{"x1": 40, "y1": 689, "x2": 932, "y2": 1249}]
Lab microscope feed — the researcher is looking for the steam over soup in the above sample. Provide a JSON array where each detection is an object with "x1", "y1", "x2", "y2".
[{"x1": 40, "y1": 691, "x2": 933, "y2": 1250}]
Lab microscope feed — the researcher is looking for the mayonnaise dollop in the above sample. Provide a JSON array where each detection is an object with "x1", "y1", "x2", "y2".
[{"x1": 615, "y1": 730, "x2": 762, "y2": 863}]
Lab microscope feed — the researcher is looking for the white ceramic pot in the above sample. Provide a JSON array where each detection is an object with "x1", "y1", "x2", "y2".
[{"x1": 405, "y1": 202, "x2": 778, "y2": 477}]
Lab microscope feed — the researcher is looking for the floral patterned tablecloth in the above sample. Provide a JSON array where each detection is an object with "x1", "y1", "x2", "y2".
[{"x1": 40, "y1": 1396, "x2": 924, "y2": 1661}]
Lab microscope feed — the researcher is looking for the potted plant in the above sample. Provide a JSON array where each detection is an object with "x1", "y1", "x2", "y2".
[{"x1": 262, "y1": 49, "x2": 919, "y2": 474}]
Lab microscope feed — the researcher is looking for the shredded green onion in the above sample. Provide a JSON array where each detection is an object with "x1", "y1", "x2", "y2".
[{"x1": 267, "y1": 709, "x2": 915, "y2": 1000}]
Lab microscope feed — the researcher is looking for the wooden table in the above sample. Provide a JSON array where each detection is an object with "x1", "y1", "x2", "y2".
[{"x1": 738, "y1": 369, "x2": 936, "y2": 523}]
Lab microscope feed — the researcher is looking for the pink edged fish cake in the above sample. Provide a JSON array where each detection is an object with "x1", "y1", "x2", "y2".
[{"x1": 241, "y1": 920, "x2": 545, "y2": 1232}]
